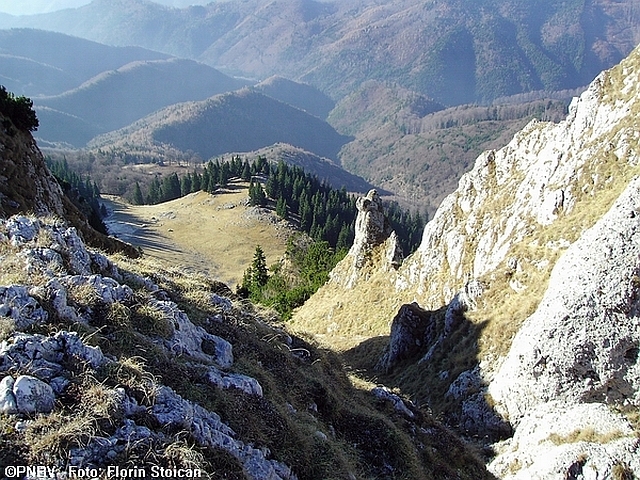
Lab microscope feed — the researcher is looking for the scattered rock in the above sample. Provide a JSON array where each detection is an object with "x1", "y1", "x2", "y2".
[
  {"x1": 153, "y1": 299, "x2": 234, "y2": 368},
  {"x1": 205, "y1": 366, "x2": 263, "y2": 397},
  {"x1": 0, "y1": 285, "x2": 48, "y2": 329},
  {"x1": 372, "y1": 386, "x2": 415, "y2": 418}
]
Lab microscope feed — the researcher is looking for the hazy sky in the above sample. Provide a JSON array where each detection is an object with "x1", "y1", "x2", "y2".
[{"x1": 0, "y1": 0, "x2": 212, "y2": 15}]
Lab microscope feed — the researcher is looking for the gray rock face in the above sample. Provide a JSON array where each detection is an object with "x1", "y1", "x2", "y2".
[
  {"x1": 372, "y1": 386, "x2": 414, "y2": 418},
  {"x1": 489, "y1": 402, "x2": 640, "y2": 479},
  {"x1": 487, "y1": 177, "x2": 640, "y2": 478},
  {"x1": 490, "y1": 176, "x2": 640, "y2": 423},
  {"x1": 376, "y1": 303, "x2": 436, "y2": 373},
  {"x1": 5, "y1": 216, "x2": 95, "y2": 275},
  {"x1": 353, "y1": 189, "x2": 392, "y2": 256},
  {"x1": 13, "y1": 374, "x2": 55, "y2": 414}
]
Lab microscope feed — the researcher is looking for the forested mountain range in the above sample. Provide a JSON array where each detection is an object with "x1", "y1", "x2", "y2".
[
  {"x1": 0, "y1": 28, "x2": 170, "y2": 96},
  {"x1": 2, "y1": 0, "x2": 639, "y2": 211},
  {"x1": 1, "y1": 0, "x2": 639, "y2": 105},
  {"x1": 88, "y1": 88, "x2": 351, "y2": 162},
  {"x1": 36, "y1": 58, "x2": 248, "y2": 145}
]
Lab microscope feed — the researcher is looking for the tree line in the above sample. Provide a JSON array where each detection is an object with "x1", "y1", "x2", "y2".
[
  {"x1": 46, "y1": 156, "x2": 108, "y2": 234},
  {"x1": 134, "y1": 155, "x2": 425, "y2": 255}
]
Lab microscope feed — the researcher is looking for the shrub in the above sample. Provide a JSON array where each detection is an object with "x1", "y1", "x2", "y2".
[{"x1": 0, "y1": 86, "x2": 39, "y2": 132}]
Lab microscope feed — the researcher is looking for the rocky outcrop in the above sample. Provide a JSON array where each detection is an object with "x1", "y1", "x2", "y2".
[
  {"x1": 396, "y1": 43, "x2": 640, "y2": 308},
  {"x1": 485, "y1": 176, "x2": 640, "y2": 478},
  {"x1": 0, "y1": 215, "x2": 297, "y2": 479},
  {"x1": 490, "y1": 176, "x2": 640, "y2": 422},
  {"x1": 292, "y1": 44, "x2": 640, "y2": 479},
  {"x1": 375, "y1": 302, "x2": 436, "y2": 373},
  {"x1": 329, "y1": 189, "x2": 402, "y2": 288}
]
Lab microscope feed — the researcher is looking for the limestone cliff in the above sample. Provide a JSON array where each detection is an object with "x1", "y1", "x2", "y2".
[{"x1": 294, "y1": 43, "x2": 640, "y2": 479}]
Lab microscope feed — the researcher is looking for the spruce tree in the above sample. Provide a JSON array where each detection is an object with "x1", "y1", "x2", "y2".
[
  {"x1": 132, "y1": 181, "x2": 144, "y2": 205},
  {"x1": 275, "y1": 197, "x2": 287, "y2": 218}
]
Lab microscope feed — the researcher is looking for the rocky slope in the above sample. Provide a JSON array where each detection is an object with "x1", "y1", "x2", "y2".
[
  {"x1": 0, "y1": 97, "x2": 493, "y2": 478},
  {"x1": 293, "y1": 41, "x2": 640, "y2": 478},
  {"x1": 0, "y1": 110, "x2": 136, "y2": 256}
]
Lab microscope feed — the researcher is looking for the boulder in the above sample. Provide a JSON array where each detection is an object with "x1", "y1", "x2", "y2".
[
  {"x1": 0, "y1": 285, "x2": 48, "y2": 329},
  {"x1": 13, "y1": 374, "x2": 55, "y2": 414},
  {"x1": 153, "y1": 299, "x2": 234, "y2": 368},
  {"x1": 205, "y1": 366, "x2": 263, "y2": 397}
]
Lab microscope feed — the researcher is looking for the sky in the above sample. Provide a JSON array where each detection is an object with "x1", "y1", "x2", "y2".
[{"x1": 0, "y1": 0, "x2": 212, "y2": 15}]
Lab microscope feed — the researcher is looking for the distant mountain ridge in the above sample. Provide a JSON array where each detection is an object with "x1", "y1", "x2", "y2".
[
  {"x1": 35, "y1": 57, "x2": 248, "y2": 145},
  {"x1": 1, "y1": 0, "x2": 639, "y2": 105},
  {"x1": 0, "y1": 28, "x2": 170, "y2": 96},
  {"x1": 88, "y1": 88, "x2": 352, "y2": 162}
]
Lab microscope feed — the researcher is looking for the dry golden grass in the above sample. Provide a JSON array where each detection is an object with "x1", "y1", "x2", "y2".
[
  {"x1": 0, "y1": 317, "x2": 16, "y2": 341},
  {"x1": 103, "y1": 183, "x2": 292, "y2": 288},
  {"x1": 547, "y1": 427, "x2": 627, "y2": 445}
]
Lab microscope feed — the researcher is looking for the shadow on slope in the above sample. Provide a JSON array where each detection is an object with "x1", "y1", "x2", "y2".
[{"x1": 343, "y1": 302, "x2": 512, "y2": 445}]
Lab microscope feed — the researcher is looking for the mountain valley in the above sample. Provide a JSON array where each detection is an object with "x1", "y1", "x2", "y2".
[{"x1": 1, "y1": 0, "x2": 640, "y2": 478}]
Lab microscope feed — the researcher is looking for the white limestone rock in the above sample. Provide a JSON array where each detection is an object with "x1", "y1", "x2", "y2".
[
  {"x1": 13, "y1": 374, "x2": 55, "y2": 414},
  {"x1": 0, "y1": 285, "x2": 48, "y2": 329},
  {"x1": 396, "y1": 48, "x2": 640, "y2": 309},
  {"x1": 205, "y1": 366, "x2": 263, "y2": 397},
  {"x1": 0, "y1": 375, "x2": 17, "y2": 414},
  {"x1": 5, "y1": 216, "x2": 39, "y2": 246},
  {"x1": 18, "y1": 247, "x2": 64, "y2": 274},
  {"x1": 44, "y1": 278, "x2": 80, "y2": 324},
  {"x1": 489, "y1": 176, "x2": 640, "y2": 425},
  {"x1": 59, "y1": 274, "x2": 134, "y2": 305},
  {"x1": 153, "y1": 299, "x2": 234, "y2": 368},
  {"x1": 330, "y1": 189, "x2": 401, "y2": 289},
  {"x1": 0, "y1": 331, "x2": 107, "y2": 378},
  {"x1": 211, "y1": 293, "x2": 233, "y2": 312},
  {"x1": 151, "y1": 386, "x2": 297, "y2": 480},
  {"x1": 372, "y1": 386, "x2": 414, "y2": 418},
  {"x1": 489, "y1": 402, "x2": 640, "y2": 480}
]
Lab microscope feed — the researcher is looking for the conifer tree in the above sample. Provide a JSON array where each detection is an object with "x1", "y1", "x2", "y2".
[
  {"x1": 132, "y1": 181, "x2": 144, "y2": 205},
  {"x1": 275, "y1": 197, "x2": 287, "y2": 219},
  {"x1": 241, "y1": 160, "x2": 251, "y2": 181}
]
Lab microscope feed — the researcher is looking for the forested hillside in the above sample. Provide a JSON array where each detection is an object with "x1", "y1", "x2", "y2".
[
  {"x1": 87, "y1": 89, "x2": 351, "y2": 162},
  {"x1": 2, "y1": 0, "x2": 639, "y2": 105},
  {"x1": 35, "y1": 58, "x2": 247, "y2": 145}
]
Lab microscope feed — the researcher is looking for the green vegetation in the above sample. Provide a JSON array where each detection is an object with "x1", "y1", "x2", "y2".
[
  {"x1": 240, "y1": 239, "x2": 347, "y2": 320},
  {"x1": 46, "y1": 156, "x2": 108, "y2": 234},
  {"x1": 0, "y1": 86, "x2": 39, "y2": 133},
  {"x1": 132, "y1": 155, "x2": 424, "y2": 254}
]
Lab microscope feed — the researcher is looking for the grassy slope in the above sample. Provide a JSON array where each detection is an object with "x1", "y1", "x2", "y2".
[
  {"x1": 104, "y1": 184, "x2": 290, "y2": 288},
  {"x1": 292, "y1": 46, "x2": 640, "y2": 417}
]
